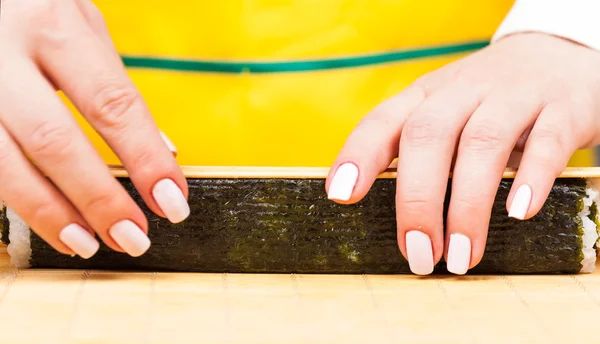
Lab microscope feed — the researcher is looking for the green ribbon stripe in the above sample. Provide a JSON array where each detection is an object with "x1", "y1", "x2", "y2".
[{"x1": 121, "y1": 40, "x2": 489, "y2": 74}]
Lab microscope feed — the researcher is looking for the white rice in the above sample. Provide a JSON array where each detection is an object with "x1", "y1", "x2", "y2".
[
  {"x1": 4, "y1": 207, "x2": 31, "y2": 269},
  {"x1": 580, "y1": 180, "x2": 600, "y2": 273}
]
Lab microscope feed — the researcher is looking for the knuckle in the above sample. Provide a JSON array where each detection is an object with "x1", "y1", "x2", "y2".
[
  {"x1": 344, "y1": 119, "x2": 398, "y2": 168},
  {"x1": 452, "y1": 67, "x2": 474, "y2": 84},
  {"x1": 402, "y1": 116, "x2": 449, "y2": 147},
  {"x1": 528, "y1": 127, "x2": 567, "y2": 170},
  {"x1": 28, "y1": 122, "x2": 74, "y2": 161},
  {"x1": 404, "y1": 82, "x2": 430, "y2": 100},
  {"x1": 128, "y1": 147, "x2": 181, "y2": 183},
  {"x1": 364, "y1": 83, "x2": 427, "y2": 124},
  {"x1": 363, "y1": 104, "x2": 394, "y2": 126},
  {"x1": 532, "y1": 124, "x2": 568, "y2": 152},
  {"x1": 28, "y1": 201, "x2": 58, "y2": 229},
  {"x1": 20, "y1": 0, "x2": 69, "y2": 47},
  {"x1": 453, "y1": 68, "x2": 493, "y2": 94},
  {"x1": 412, "y1": 70, "x2": 446, "y2": 97},
  {"x1": 397, "y1": 190, "x2": 441, "y2": 211},
  {"x1": 365, "y1": 100, "x2": 406, "y2": 126},
  {"x1": 82, "y1": 191, "x2": 123, "y2": 219},
  {"x1": 90, "y1": 84, "x2": 141, "y2": 130},
  {"x1": 396, "y1": 194, "x2": 441, "y2": 232},
  {"x1": 453, "y1": 194, "x2": 487, "y2": 213},
  {"x1": 528, "y1": 130, "x2": 570, "y2": 170},
  {"x1": 400, "y1": 197, "x2": 431, "y2": 208},
  {"x1": 461, "y1": 123, "x2": 504, "y2": 152},
  {"x1": 453, "y1": 65, "x2": 484, "y2": 86},
  {"x1": 354, "y1": 117, "x2": 398, "y2": 142},
  {"x1": 130, "y1": 148, "x2": 162, "y2": 178},
  {"x1": 412, "y1": 74, "x2": 434, "y2": 91}
]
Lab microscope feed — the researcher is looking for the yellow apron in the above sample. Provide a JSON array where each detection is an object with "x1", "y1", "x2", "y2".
[{"x1": 74, "y1": 0, "x2": 592, "y2": 167}]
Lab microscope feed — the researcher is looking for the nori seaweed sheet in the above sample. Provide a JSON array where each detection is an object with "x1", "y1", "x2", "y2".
[
  {"x1": 0, "y1": 177, "x2": 592, "y2": 274},
  {"x1": 0, "y1": 207, "x2": 8, "y2": 246}
]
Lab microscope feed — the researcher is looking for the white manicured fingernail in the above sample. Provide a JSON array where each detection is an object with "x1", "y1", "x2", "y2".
[
  {"x1": 153, "y1": 178, "x2": 190, "y2": 223},
  {"x1": 405, "y1": 230, "x2": 434, "y2": 275},
  {"x1": 59, "y1": 224, "x2": 100, "y2": 259},
  {"x1": 509, "y1": 185, "x2": 532, "y2": 220},
  {"x1": 447, "y1": 233, "x2": 471, "y2": 275},
  {"x1": 109, "y1": 220, "x2": 151, "y2": 257},
  {"x1": 328, "y1": 163, "x2": 359, "y2": 201},
  {"x1": 160, "y1": 131, "x2": 177, "y2": 157}
]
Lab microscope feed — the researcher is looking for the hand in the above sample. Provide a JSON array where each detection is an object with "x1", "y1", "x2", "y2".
[
  {"x1": 326, "y1": 32, "x2": 600, "y2": 275},
  {"x1": 0, "y1": 1, "x2": 189, "y2": 259}
]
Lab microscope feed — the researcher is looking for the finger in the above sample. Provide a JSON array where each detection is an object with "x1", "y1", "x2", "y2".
[
  {"x1": 0, "y1": 59, "x2": 149, "y2": 257},
  {"x1": 56, "y1": 2, "x2": 180, "y2": 159},
  {"x1": 326, "y1": 85, "x2": 426, "y2": 203},
  {"x1": 74, "y1": 0, "x2": 118, "y2": 53},
  {"x1": 34, "y1": 2, "x2": 188, "y2": 224},
  {"x1": 325, "y1": 61, "x2": 464, "y2": 203},
  {"x1": 0, "y1": 122, "x2": 99, "y2": 258},
  {"x1": 445, "y1": 95, "x2": 540, "y2": 275},
  {"x1": 396, "y1": 83, "x2": 483, "y2": 275},
  {"x1": 507, "y1": 103, "x2": 577, "y2": 220}
]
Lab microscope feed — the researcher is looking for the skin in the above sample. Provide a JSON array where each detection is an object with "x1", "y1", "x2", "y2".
[
  {"x1": 327, "y1": 32, "x2": 600, "y2": 273},
  {"x1": 0, "y1": 1, "x2": 187, "y2": 255},
  {"x1": 2, "y1": 1, "x2": 600, "y2": 272}
]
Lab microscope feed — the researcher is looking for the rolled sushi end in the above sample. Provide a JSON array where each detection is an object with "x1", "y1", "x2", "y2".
[
  {"x1": 580, "y1": 179, "x2": 600, "y2": 273},
  {"x1": 4, "y1": 207, "x2": 31, "y2": 269}
]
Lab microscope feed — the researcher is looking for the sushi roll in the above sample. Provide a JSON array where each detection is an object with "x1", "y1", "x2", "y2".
[{"x1": 1, "y1": 167, "x2": 599, "y2": 274}]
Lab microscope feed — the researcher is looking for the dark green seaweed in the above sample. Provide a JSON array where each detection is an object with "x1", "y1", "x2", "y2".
[
  {"x1": 0, "y1": 206, "x2": 8, "y2": 246},
  {"x1": 4, "y1": 177, "x2": 594, "y2": 274},
  {"x1": 590, "y1": 202, "x2": 600, "y2": 232}
]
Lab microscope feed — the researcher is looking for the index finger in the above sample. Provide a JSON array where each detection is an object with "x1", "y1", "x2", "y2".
[{"x1": 34, "y1": 2, "x2": 189, "y2": 224}]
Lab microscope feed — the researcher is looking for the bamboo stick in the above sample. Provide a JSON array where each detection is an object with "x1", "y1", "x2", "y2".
[{"x1": 107, "y1": 165, "x2": 600, "y2": 179}]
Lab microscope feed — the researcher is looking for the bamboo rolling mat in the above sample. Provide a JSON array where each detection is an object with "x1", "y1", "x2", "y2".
[{"x1": 1, "y1": 245, "x2": 600, "y2": 343}]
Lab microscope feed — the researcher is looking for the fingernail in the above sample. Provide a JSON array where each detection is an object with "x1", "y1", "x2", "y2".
[
  {"x1": 160, "y1": 131, "x2": 177, "y2": 157},
  {"x1": 59, "y1": 224, "x2": 100, "y2": 259},
  {"x1": 152, "y1": 178, "x2": 190, "y2": 223},
  {"x1": 509, "y1": 184, "x2": 532, "y2": 220},
  {"x1": 328, "y1": 163, "x2": 359, "y2": 201},
  {"x1": 109, "y1": 220, "x2": 151, "y2": 257},
  {"x1": 405, "y1": 230, "x2": 434, "y2": 275},
  {"x1": 446, "y1": 233, "x2": 471, "y2": 275}
]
